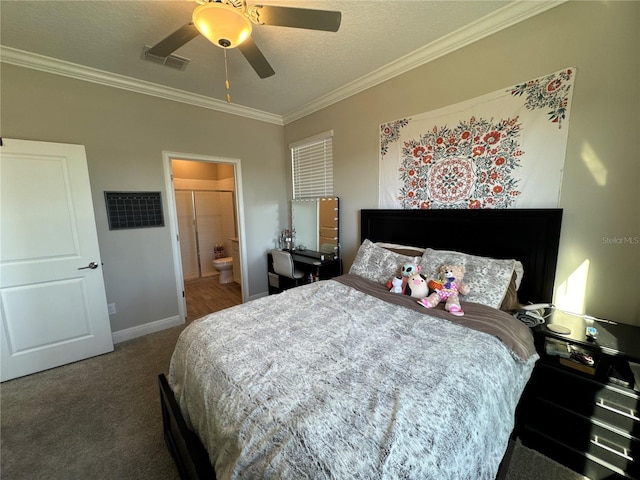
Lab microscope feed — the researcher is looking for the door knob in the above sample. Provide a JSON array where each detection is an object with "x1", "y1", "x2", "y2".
[{"x1": 78, "y1": 262, "x2": 99, "y2": 270}]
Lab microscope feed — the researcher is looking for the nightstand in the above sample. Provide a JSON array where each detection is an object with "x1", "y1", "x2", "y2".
[{"x1": 518, "y1": 310, "x2": 640, "y2": 480}]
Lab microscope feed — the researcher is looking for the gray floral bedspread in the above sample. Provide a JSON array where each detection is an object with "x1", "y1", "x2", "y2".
[{"x1": 169, "y1": 276, "x2": 538, "y2": 480}]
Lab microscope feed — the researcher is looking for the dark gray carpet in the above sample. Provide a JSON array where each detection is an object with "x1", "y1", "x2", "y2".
[{"x1": 0, "y1": 324, "x2": 587, "y2": 480}]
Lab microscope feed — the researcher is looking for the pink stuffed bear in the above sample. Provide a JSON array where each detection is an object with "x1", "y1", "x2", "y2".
[{"x1": 417, "y1": 264, "x2": 470, "y2": 316}]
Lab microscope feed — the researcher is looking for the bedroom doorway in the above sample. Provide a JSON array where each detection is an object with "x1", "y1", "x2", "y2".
[{"x1": 163, "y1": 152, "x2": 248, "y2": 322}]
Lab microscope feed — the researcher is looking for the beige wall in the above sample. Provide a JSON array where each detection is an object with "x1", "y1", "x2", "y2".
[
  {"x1": 1, "y1": 68, "x2": 288, "y2": 334},
  {"x1": 2, "y1": 1, "x2": 638, "y2": 332},
  {"x1": 284, "y1": 1, "x2": 640, "y2": 325}
]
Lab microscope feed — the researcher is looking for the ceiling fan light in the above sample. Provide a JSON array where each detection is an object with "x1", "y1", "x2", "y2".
[{"x1": 192, "y1": 2, "x2": 252, "y2": 49}]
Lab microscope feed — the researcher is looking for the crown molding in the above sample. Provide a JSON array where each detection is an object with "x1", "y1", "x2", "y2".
[
  {"x1": 0, "y1": 46, "x2": 284, "y2": 126},
  {"x1": 1, "y1": 0, "x2": 565, "y2": 127},
  {"x1": 282, "y1": 0, "x2": 567, "y2": 124}
]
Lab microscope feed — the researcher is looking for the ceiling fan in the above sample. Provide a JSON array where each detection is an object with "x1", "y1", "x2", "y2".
[{"x1": 147, "y1": 0, "x2": 342, "y2": 80}]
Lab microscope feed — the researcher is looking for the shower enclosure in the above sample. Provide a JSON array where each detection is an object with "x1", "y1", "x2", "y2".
[{"x1": 175, "y1": 190, "x2": 237, "y2": 280}]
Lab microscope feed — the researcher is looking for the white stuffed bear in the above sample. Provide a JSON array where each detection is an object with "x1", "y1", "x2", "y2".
[{"x1": 389, "y1": 276, "x2": 404, "y2": 293}]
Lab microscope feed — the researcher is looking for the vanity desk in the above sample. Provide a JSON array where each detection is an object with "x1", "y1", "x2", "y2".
[
  {"x1": 267, "y1": 249, "x2": 342, "y2": 295},
  {"x1": 269, "y1": 196, "x2": 341, "y2": 294}
]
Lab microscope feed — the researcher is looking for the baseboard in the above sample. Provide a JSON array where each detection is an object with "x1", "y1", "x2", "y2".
[
  {"x1": 111, "y1": 315, "x2": 184, "y2": 344},
  {"x1": 248, "y1": 291, "x2": 269, "y2": 302}
]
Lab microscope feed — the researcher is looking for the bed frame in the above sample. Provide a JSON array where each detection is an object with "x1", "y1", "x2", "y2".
[
  {"x1": 160, "y1": 208, "x2": 563, "y2": 480},
  {"x1": 159, "y1": 374, "x2": 215, "y2": 479}
]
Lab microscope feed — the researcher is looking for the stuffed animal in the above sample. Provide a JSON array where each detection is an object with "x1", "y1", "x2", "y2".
[
  {"x1": 401, "y1": 262, "x2": 420, "y2": 278},
  {"x1": 417, "y1": 264, "x2": 470, "y2": 316},
  {"x1": 386, "y1": 262, "x2": 420, "y2": 294},
  {"x1": 389, "y1": 276, "x2": 404, "y2": 293},
  {"x1": 404, "y1": 272, "x2": 429, "y2": 298}
]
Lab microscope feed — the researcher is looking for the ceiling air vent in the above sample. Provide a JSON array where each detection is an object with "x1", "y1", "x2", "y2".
[{"x1": 141, "y1": 46, "x2": 190, "y2": 71}]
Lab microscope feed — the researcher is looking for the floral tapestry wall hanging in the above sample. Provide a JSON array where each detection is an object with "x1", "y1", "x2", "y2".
[{"x1": 379, "y1": 67, "x2": 576, "y2": 209}]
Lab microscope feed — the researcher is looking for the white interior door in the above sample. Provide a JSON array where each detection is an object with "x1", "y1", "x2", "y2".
[{"x1": 1, "y1": 139, "x2": 114, "y2": 382}]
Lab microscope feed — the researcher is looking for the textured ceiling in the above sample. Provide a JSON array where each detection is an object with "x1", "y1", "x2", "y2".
[{"x1": 0, "y1": 0, "x2": 562, "y2": 123}]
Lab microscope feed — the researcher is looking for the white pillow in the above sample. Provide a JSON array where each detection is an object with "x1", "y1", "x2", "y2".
[
  {"x1": 374, "y1": 242, "x2": 426, "y2": 256},
  {"x1": 349, "y1": 239, "x2": 421, "y2": 284},
  {"x1": 419, "y1": 248, "x2": 517, "y2": 309}
]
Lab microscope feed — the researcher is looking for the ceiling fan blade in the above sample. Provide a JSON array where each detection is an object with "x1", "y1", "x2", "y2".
[
  {"x1": 238, "y1": 37, "x2": 275, "y2": 79},
  {"x1": 251, "y1": 5, "x2": 341, "y2": 32},
  {"x1": 147, "y1": 22, "x2": 200, "y2": 57}
]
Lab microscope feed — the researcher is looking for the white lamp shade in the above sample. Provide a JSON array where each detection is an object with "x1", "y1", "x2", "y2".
[{"x1": 192, "y1": 2, "x2": 252, "y2": 48}]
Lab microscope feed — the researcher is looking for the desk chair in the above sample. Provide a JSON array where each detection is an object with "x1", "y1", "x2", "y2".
[{"x1": 271, "y1": 249, "x2": 305, "y2": 287}]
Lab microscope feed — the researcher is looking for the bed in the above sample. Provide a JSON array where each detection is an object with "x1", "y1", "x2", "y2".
[{"x1": 159, "y1": 208, "x2": 563, "y2": 480}]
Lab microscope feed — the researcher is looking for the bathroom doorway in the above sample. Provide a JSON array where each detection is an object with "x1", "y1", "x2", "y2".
[
  {"x1": 174, "y1": 188, "x2": 236, "y2": 280},
  {"x1": 163, "y1": 152, "x2": 247, "y2": 321}
]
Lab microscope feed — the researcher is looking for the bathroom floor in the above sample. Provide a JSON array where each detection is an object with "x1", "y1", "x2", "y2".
[{"x1": 184, "y1": 275, "x2": 242, "y2": 321}]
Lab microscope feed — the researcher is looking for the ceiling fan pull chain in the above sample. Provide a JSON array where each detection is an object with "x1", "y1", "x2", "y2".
[{"x1": 223, "y1": 48, "x2": 231, "y2": 103}]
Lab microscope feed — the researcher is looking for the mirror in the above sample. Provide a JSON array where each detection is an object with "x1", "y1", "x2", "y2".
[{"x1": 291, "y1": 197, "x2": 339, "y2": 257}]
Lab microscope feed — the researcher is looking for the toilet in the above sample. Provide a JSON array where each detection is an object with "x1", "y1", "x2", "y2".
[{"x1": 212, "y1": 257, "x2": 234, "y2": 284}]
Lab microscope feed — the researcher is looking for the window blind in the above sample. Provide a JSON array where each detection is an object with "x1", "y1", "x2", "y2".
[{"x1": 290, "y1": 131, "x2": 333, "y2": 199}]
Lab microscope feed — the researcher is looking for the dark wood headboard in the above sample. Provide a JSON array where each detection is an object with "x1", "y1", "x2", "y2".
[{"x1": 361, "y1": 209, "x2": 562, "y2": 305}]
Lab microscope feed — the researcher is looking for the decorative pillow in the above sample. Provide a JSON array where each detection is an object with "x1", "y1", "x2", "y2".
[
  {"x1": 419, "y1": 248, "x2": 517, "y2": 309},
  {"x1": 349, "y1": 239, "x2": 421, "y2": 284},
  {"x1": 514, "y1": 261, "x2": 524, "y2": 290},
  {"x1": 499, "y1": 271, "x2": 522, "y2": 312}
]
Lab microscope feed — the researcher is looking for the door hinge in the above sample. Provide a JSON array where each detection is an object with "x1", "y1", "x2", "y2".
[{"x1": 182, "y1": 290, "x2": 185, "y2": 298}]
